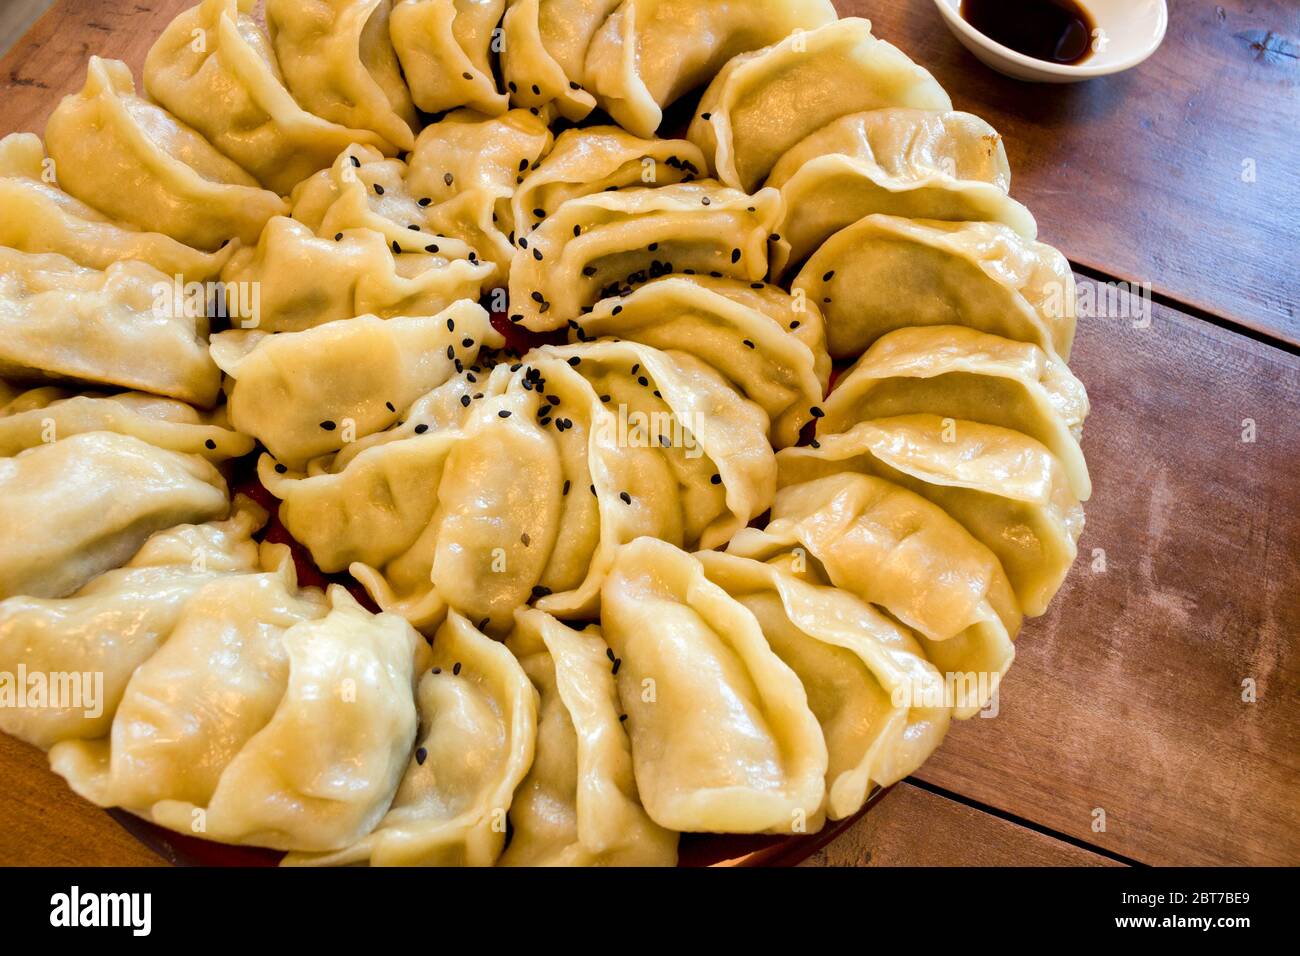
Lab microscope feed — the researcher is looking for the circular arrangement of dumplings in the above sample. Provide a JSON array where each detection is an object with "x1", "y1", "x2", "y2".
[{"x1": 0, "y1": 0, "x2": 1089, "y2": 866}]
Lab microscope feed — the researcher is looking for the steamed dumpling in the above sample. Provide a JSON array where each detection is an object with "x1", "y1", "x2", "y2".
[
  {"x1": 583, "y1": 0, "x2": 839, "y2": 137},
  {"x1": 602, "y1": 537, "x2": 828, "y2": 833},
  {"x1": 0, "y1": 248, "x2": 221, "y2": 406},
  {"x1": 793, "y1": 215, "x2": 1077, "y2": 360},
  {"x1": 0, "y1": 386, "x2": 253, "y2": 461},
  {"x1": 500, "y1": 0, "x2": 621, "y2": 121},
  {"x1": 0, "y1": 500, "x2": 266, "y2": 749},
  {"x1": 688, "y1": 18, "x2": 952, "y2": 193},
  {"x1": 44, "y1": 57, "x2": 288, "y2": 250},
  {"x1": 767, "y1": 109, "x2": 1036, "y2": 276},
  {"x1": 210, "y1": 301, "x2": 502, "y2": 468},
  {"x1": 781, "y1": 415, "x2": 1085, "y2": 617},
  {"x1": 286, "y1": 610, "x2": 538, "y2": 865},
  {"x1": 54, "y1": 585, "x2": 422, "y2": 852},
  {"x1": 265, "y1": 0, "x2": 418, "y2": 152},
  {"x1": 508, "y1": 181, "x2": 783, "y2": 331},
  {"x1": 0, "y1": 133, "x2": 233, "y2": 283},
  {"x1": 696, "y1": 551, "x2": 951, "y2": 819},
  {"x1": 567, "y1": 276, "x2": 828, "y2": 448},
  {"x1": 820, "y1": 325, "x2": 1091, "y2": 499},
  {"x1": 0, "y1": 432, "x2": 230, "y2": 600},
  {"x1": 390, "y1": 0, "x2": 507, "y2": 115},
  {"x1": 145, "y1": 0, "x2": 393, "y2": 195},
  {"x1": 220, "y1": 216, "x2": 493, "y2": 331},
  {"x1": 501, "y1": 608, "x2": 677, "y2": 866},
  {"x1": 512, "y1": 127, "x2": 705, "y2": 239}
]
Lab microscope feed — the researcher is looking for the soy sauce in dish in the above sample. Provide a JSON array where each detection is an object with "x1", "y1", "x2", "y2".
[{"x1": 960, "y1": 0, "x2": 1096, "y2": 66}]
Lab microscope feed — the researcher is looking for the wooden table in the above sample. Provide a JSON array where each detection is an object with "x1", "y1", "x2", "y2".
[{"x1": 0, "y1": 0, "x2": 1296, "y2": 867}]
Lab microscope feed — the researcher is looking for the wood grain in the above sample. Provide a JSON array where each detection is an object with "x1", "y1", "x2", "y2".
[
  {"x1": 800, "y1": 783, "x2": 1123, "y2": 867},
  {"x1": 0, "y1": 733, "x2": 162, "y2": 866},
  {"x1": 914, "y1": 276, "x2": 1300, "y2": 866},
  {"x1": 857, "y1": 0, "x2": 1300, "y2": 345}
]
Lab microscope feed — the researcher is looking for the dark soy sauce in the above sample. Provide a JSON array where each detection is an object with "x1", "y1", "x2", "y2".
[{"x1": 961, "y1": 0, "x2": 1096, "y2": 66}]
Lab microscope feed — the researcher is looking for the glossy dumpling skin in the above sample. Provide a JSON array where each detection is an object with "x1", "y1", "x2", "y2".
[
  {"x1": 696, "y1": 551, "x2": 950, "y2": 819},
  {"x1": 821, "y1": 325, "x2": 1091, "y2": 500},
  {"x1": 145, "y1": 0, "x2": 392, "y2": 196},
  {"x1": 508, "y1": 181, "x2": 784, "y2": 332},
  {"x1": 500, "y1": 0, "x2": 622, "y2": 121},
  {"x1": 210, "y1": 301, "x2": 501, "y2": 468},
  {"x1": 0, "y1": 386, "x2": 253, "y2": 462},
  {"x1": 221, "y1": 216, "x2": 493, "y2": 331},
  {"x1": 568, "y1": 276, "x2": 828, "y2": 448},
  {"x1": 0, "y1": 248, "x2": 222, "y2": 406},
  {"x1": 55, "y1": 585, "x2": 422, "y2": 852},
  {"x1": 0, "y1": 432, "x2": 229, "y2": 601},
  {"x1": 728, "y1": 473, "x2": 1018, "y2": 718},
  {"x1": 513, "y1": 127, "x2": 706, "y2": 240},
  {"x1": 266, "y1": 0, "x2": 418, "y2": 152},
  {"x1": 583, "y1": 0, "x2": 839, "y2": 138},
  {"x1": 0, "y1": 500, "x2": 265, "y2": 749},
  {"x1": 794, "y1": 215, "x2": 1077, "y2": 360},
  {"x1": 286, "y1": 610, "x2": 537, "y2": 865},
  {"x1": 782, "y1": 415, "x2": 1085, "y2": 617},
  {"x1": 768, "y1": 109, "x2": 1036, "y2": 277},
  {"x1": 390, "y1": 0, "x2": 507, "y2": 115},
  {"x1": 0, "y1": 134, "x2": 233, "y2": 283},
  {"x1": 44, "y1": 57, "x2": 288, "y2": 250},
  {"x1": 501, "y1": 609, "x2": 677, "y2": 866},
  {"x1": 407, "y1": 109, "x2": 555, "y2": 281},
  {"x1": 688, "y1": 18, "x2": 952, "y2": 193},
  {"x1": 602, "y1": 538, "x2": 827, "y2": 833}
]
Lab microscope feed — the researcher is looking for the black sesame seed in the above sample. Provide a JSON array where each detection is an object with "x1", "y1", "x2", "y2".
[
  {"x1": 810, "y1": 439, "x2": 822, "y2": 449},
  {"x1": 444, "y1": 173, "x2": 454, "y2": 186},
  {"x1": 531, "y1": 291, "x2": 545, "y2": 303},
  {"x1": 701, "y1": 112, "x2": 712, "y2": 120},
  {"x1": 408, "y1": 224, "x2": 421, "y2": 231},
  {"x1": 619, "y1": 491, "x2": 632, "y2": 505},
  {"x1": 415, "y1": 747, "x2": 428, "y2": 765},
  {"x1": 533, "y1": 248, "x2": 543, "y2": 261},
  {"x1": 710, "y1": 473, "x2": 722, "y2": 485},
  {"x1": 562, "y1": 479, "x2": 571, "y2": 495},
  {"x1": 350, "y1": 156, "x2": 361, "y2": 167},
  {"x1": 275, "y1": 463, "x2": 288, "y2": 474},
  {"x1": 519, "y1": 158, "x2": 529, "y2": 171},
  {"x1": 447, "y1": 345, "x2": 455, "y2": 360},
  {"x1": 810, "y1": 406, "x2": 824, "y2": 418},
  {"x1": 606, "y1": 647, "x2": 616, "y2": 662},
  {"x1": 462, "y1": 337, "x2": 474, "y2": 348},
  {"x1": 418, "y1": 196, "x2": 432, "y2": 206},
  {"x1": 582, "y1": 266, "x2": 597, "y2": 277},
  {"x1": 701, "y1": 197, "x2": 711, "y2": 206},
  {"x1": 392, "y1": 240, "x2": 402, "y2": 254},
  {"x1": 462, "y1": 71, "x2": 474, "y2": 80},
  {"x1": 823, "y1": 270, "x2": 835, "y2": 282},
  {"x1": 320, "y1": 420, "x2": 336, "y2": 431},
  {"x1": 334, "y1": 232, "x2": 343, "y2": 241},
  {"x1": 611, "y1": 657, "x2": 621, "y2": 675},
  {"x1": 374, "y1": 183, "x2": 385, "y2": 195},
  {"x1": 499, "y1": 410, "x2": 512, "y2": 418},
  {"x1": 790, "y1": 320, "x2": 801, "y2": 329},
  {"x1": 521, "y1": 533, "x2": 530, "y2": 546},
  {"x1": 453, "y1": 662, "x2": 462, "y2": 675},
  {"x1": 414, "y1": 423, "x2": 429, "y2": 434},
  {"x1": 731, "y1": 248, "x2": 742, "y2": 263},
  {"x1": 573, "y1": 225, "x2": 581, "y2": 237},
  {"x1": 590, "y1": 484, "x2": 597, "y2": 496},
  {"x1": 612, "y1": 305, "x2": 623, "y2": 315},
  {"x1": 533, "y1": 208, "x2": 546, "y2": 219},
  {"x1": 460, "y1": 394, "x2": 471, "y2": 407},
  {"x1": 425, "y1": 243, "x2": 440, "y2": 254},
  {"x1": 532, "y1": 84, "x2": 541, "y2": 95},
  {"x1": 619, "y1": 714, "x2": 628, "y2": 722},
  {"x1": 204, "y1": 439, "x2": 217, "y2": 450}
]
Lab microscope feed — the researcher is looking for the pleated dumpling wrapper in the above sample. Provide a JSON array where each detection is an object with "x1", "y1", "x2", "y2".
[
  {"x1": 285, "y1": 610, "x2": 537, "y2": 865},
  {"x1": 602, "y1": 537, "x2": 828, "y2": 834}
]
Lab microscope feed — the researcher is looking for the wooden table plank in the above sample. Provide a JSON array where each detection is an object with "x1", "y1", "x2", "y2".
[
  {"x1": 859, "y1": 0, "x2": 1300, "y2": 345},
  {"x1": 0, "y1": 733, "x2": 162, "y2": 866},
  {"x1": 914, "y1": 276, "x2": 1300, "y2": 866},
  {"x1": 801, "y1": 783, "x2": 1123, "y2": 867}
]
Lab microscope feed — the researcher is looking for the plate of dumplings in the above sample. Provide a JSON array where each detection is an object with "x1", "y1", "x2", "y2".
[{"x1": 0, "y1": 0, "x2": 1089, "y2": 867}]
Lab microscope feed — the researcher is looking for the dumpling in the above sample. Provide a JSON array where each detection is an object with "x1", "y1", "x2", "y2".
[
  {"x1": 0, "y1": 133, "x2": 233, "y2": 283},
  {"x1": 500, "y1": 0, "x2": 621, "y2": 121},
  {"x1": 0, "y1": 248, "x2": 221, "y2": 406},
  {"x1": 53, "y1": 585, "x2": 423, "y2": 852},
  {"x1": 500, "y1": 608, "x2": 677, "y2": 866},
  {"x1": 821, "y1": 326, "x2": 1091, "y2": 500},
  {"x1": 265, "y1": 0, "x2": 418, "y2": 152},
  {"x1": 289, "y1": 145, "x2": 478, "y2": 263},
  {"x1": 44, "y1": 57, "x2": 288, "y2": 250},
  {"x1": 390, "y1": 0, "x2": 508, "y2": 115},
  {"x1": 583, "y1": 0, "x2": 839, "y2": 138},
  {"x1": 568, "y1": 276, "x2": 827, "y2": 448},
  {"x1": 793, "y1": 215, "x2": 1077, "y2": 360},
  {"x1": 0, "y1": 432, "x2": 230, "y2": 600},
  {"x1": 507, "y1": 181, "x2": 784, "y2": 332},
  {"x1": 780, "y1": 416, "x2": 1085, "y2": 617},
  {"x1": 286, "y1": 610, "x2": 537, "y2": 865},
  {"x1": 526, "y1": 341, "x2": 776, "y2": 552},
  {"x1": 728, "y1": 473, "x2": 1018, "y2": 717},
  {"x1": 0, "y1": 386, "x2": 253, "y2": 461},
  {"x1": 263, "y1": 379, "x2": 563, "y2": 634},
  {"x1": 512, "y1": 127, "x2": 705, "y2": 240},
  {"x1": 767, "y1": 109, "x2": 1037, "y2": 277},
  {"x1": 688, "y1": 19, "x2": 952, "y2": 193},
  {"x1": 220, "y1": 216, "x2": 493, "y2": 331},
  {"x1": 696, "y1": 551, "x2": 950, "y2": 819},
  {"x1": 210, "y1": 301, "x2": 501, "y2": 468},
  {"x1": 602, "y1": 537, "x2": 828, "y2": 833},
  {"x1": 0, "y1": 499, "x2": 266, "y2": 749},
  {"x1": 406, "y1": 109, "x2": 555, "y2": 280}
]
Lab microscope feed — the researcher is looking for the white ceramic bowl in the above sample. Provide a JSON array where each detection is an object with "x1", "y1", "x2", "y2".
[{"x1": 932, "y1": 0, "x2": 1168, "y2": 83}]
